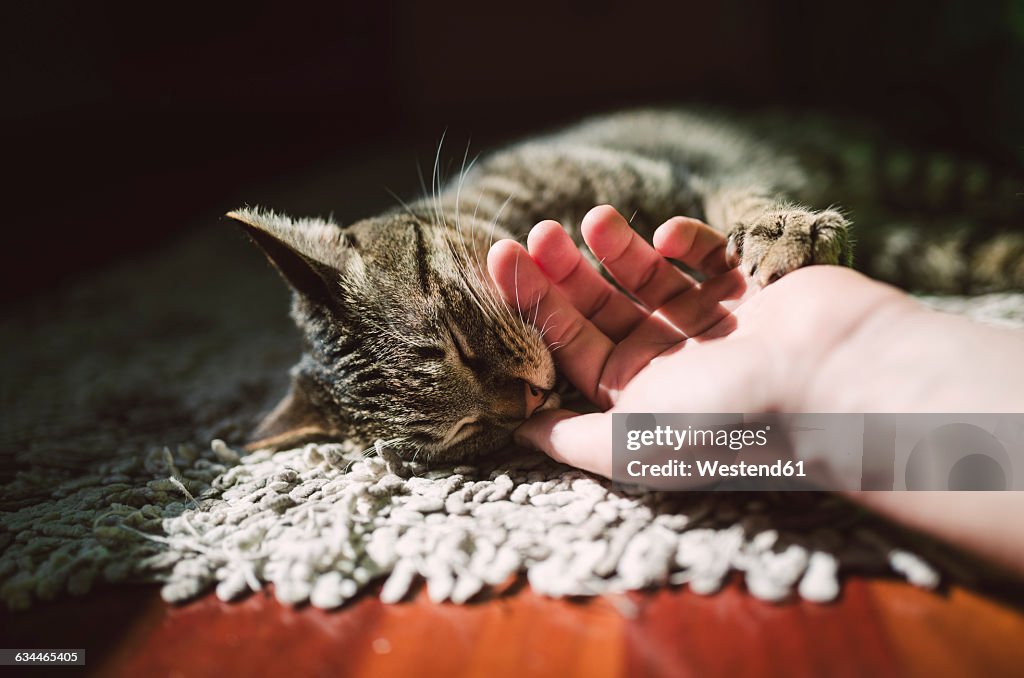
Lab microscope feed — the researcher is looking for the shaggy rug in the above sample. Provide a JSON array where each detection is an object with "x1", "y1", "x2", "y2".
[{"x1": 3, "y1": 224, "x2": 1023, "y2": 612}]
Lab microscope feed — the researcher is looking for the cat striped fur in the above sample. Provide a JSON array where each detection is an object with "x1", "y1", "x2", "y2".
[{"x1": 229, "y1": 108, "x2": 1023, "y2": 460}]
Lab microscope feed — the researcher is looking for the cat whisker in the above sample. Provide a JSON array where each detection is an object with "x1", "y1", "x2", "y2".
[
  {"x1": 444, "y1": 239, "x2": 494, "y2": 322},
  {"x1": 454, "y1": 139, "x2": 471, "y2": 231},
  {"x1": 470, "y1": 174, "x2": 486, "y2": 235},
  {"x1": 385, "y1": 186, "x2": 417, "y2": 220},
  {"x1": 415, "y1": 161, "x2": 430, "y2": 214},
  {"x1": 362, "y1": 436, "x2": 407, "y2": 459},
  {"x1": 483, "y1": 192, "x2": 536, "y2": 337},
  {"x1": 486, "y1": 192, "x2": 514, "y2": 261},
  {"x1": 454, "y1": 142, "x2": 483, "y2": 266},
  {"x1": 430, "y1": 129, "x2": 449, "y2": 229},
  {"x1": 513, "y1": 248, "x2": 523, "y2": 325},
  {"x1": 440, "y1": 218, "x2": 523, "y2": 345},
  {"x1": 538, "y1": 310, "x2": 559, "y2": 340}
]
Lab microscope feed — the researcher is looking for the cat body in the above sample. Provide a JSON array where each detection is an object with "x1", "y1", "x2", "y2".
[{"x1": 229, "y1": 108, "x2": 1021, "y2": 460}]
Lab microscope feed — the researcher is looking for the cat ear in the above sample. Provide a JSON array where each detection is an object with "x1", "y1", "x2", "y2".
[
  {"x1": 244, "y1": 378, "x2": 339, "y2": 452},
  {"x1": 226, "y1": 207, "x2": 351, "y2": 305}
]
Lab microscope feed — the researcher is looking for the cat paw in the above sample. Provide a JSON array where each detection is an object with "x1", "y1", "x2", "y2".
[{"x1": 727, "y1": 207, "x2": 851, "y2": 286}]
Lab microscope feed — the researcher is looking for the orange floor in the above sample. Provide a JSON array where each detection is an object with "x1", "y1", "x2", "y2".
[{"x1": 3, "y1": 576, "x2": 1023, "y2": 677}]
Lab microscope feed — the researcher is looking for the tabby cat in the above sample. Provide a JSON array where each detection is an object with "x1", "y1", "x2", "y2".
[{"x1": 228, "y1": 109, "x2": 1023, "y2": 461}]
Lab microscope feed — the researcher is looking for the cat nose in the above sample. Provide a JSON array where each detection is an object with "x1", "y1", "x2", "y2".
[{"x1": 523, "y1": 382, "x2": 550, "y2": 418}]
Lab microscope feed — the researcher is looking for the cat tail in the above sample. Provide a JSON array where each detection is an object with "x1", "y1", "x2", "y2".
[
  {"x1": 852, "y1": 151, "x2": 1023, "y2": 294},
  {"x1": 783, "y1": 117, "x2": 1024, "y2": 294}
]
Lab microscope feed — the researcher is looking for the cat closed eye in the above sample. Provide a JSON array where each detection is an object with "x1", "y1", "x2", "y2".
[
  {"x1": 448, "y1": 324, "x2": 478, "y2": 366},
  {"x1": 412, "y1": 345, "x2": 447, "y2": 361}
]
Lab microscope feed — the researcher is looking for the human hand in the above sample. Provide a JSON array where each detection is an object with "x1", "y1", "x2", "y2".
[
  {"x1": 491, "y1": 211, "x2": 1024, "y2": 574},
  {"x1": 487, "y1": 205, "x2": 908, "y2": 477}
]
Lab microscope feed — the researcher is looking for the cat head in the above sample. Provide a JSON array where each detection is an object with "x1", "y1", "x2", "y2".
[{"x1": 228, "y1": 206, "x2": 558, "y2": 461}]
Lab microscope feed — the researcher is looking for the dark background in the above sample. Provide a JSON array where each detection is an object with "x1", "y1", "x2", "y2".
[{"x1": 4, "y1": 0, "x2": 1023, "y2": 305}]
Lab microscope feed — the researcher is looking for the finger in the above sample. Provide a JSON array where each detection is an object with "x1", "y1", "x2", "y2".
[
  {"x1": 527, "y1": 220, "x2": 646, "y2": 341},
  {"x1": 515, "y1": 407, "x2": 717, "y2": 489},
  {"x1": 581, "y1": 205, "x2": 697, "y2": 311},
  {"x1": 653, "y1": 216, "x2": 736, "y2": 276},
  {"x1": 487, "y1": 239, "x2": 617, "y2": 408},
  {"x1": 514, "y1": 410, "x2": 613, "y2": 478}
]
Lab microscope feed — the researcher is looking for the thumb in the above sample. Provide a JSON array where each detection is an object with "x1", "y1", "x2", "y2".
[{"x1": 514, "y1": 410, "x2": 613, "y2": 478}]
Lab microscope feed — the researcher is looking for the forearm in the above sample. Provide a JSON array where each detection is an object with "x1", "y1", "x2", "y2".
[{"x1": 845, "y1": 491, "x2": 1024, "y2": 577}]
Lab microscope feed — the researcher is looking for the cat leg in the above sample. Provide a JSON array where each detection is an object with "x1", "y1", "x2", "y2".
[{"x1": 701, "y1": 185, "x2": 853, "y2": 286}]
